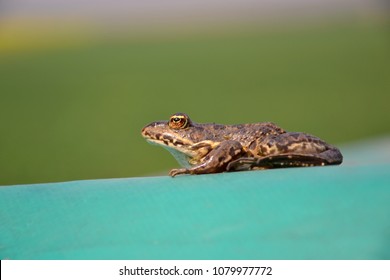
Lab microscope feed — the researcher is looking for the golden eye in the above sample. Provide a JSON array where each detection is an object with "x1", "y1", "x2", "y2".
[{"x1": 169, "y1": 113, "x2": 189, "y2": 129}]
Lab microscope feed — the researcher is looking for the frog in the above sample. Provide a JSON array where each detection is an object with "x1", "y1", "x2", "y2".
[{"x1": 141, "y1": 113, "x2": 343, "y2": 177}]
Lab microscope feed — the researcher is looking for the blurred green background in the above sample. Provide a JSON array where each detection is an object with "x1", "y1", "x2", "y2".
[{"x1": 0, "y1": 1, "x2": 389, "y2": 186}]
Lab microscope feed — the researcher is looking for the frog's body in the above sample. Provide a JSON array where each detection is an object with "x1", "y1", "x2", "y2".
[{"x1": 141, "y1": 113, "x2": 343, "y2": 177}]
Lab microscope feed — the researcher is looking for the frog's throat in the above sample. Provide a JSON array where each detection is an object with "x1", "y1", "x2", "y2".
[
  {"x1": 162, "y1": 145, "x2": 194, "y2": 168},
  {"x1": 146, "y1": 139, "x2": 194, "y2": 168}
]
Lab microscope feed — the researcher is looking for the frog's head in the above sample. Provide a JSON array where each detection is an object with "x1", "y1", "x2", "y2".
[{"x1": 141, "y1": 113, "x2": 204, "y2": 167}]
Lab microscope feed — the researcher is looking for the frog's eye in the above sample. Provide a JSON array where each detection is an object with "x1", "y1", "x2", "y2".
[{"x1": 169, "y1": 114, "x2": 189, "y2": 129}]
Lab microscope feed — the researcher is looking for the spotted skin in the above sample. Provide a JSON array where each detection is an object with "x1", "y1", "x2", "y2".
[{"x1": 141, "y1": 113, "x2": 343, "y2": 177}]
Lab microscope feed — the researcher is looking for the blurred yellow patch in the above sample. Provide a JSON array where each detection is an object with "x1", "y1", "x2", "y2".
[{"x1": 0, "y1": 18, "x2": 96, "y2": 54}]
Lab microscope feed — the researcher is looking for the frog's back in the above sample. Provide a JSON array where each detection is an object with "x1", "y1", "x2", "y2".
[{"x1": 227, "y1": 122, "x2": 286, "y2": 146}]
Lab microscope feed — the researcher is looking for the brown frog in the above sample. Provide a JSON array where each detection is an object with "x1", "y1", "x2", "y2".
[{"x1": 141, "y1": 113, "x2": 343, "y2": 177}]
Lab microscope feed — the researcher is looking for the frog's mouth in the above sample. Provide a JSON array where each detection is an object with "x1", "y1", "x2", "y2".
[{"x1": 144, "y1": 136, "x2": 192, "y2": 154}]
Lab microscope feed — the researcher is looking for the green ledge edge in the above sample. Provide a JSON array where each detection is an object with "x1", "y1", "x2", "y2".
[{"x1": 1, "y1": 138, "x2": 390, "y2": 260}]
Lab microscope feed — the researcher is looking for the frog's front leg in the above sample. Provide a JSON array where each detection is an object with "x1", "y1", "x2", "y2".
[{"x1": 169, "y1": 140, "x2": 244, "y2": 177}]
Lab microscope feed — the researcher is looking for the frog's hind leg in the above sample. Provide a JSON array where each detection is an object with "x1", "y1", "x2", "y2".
[
  {"x1": 256, "y1": 132, "x2": 342, "y2": 168},
  {"x1": 258, "y1": 152, "x2": 340, "y2": 168},
  {"x1": 227, "y1": 132, "x2": 343, "y2": 171}
]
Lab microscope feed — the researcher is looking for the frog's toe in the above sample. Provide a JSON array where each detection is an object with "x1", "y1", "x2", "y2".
[{"x1": 169, "y1": 168, "x2": 189, "y2": 177}]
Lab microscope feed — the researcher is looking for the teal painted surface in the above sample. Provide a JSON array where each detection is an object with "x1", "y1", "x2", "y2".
[{"x1": 1, "y1": 138, "x2": 390, "y2": 260}]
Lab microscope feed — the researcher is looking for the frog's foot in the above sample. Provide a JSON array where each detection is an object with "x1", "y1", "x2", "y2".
[
  {"x1": 169, "y1": 164, "x2": 223, "y2": 177},
  {"x1": 169, "y1": 168, "x2": 190, "y2": 177},
  {"x1": 226, "y1": 158, "x2": 267, "y2": 171},
  {"x1": 258, "y1": 153, "x2": 336, "y2": 167}
]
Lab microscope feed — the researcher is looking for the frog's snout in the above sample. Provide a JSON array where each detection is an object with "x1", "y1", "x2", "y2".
[
  {"x1": 141, "y1": 121, "x2": 167, "y2": 138},
  {"x1": 141, "y1": 125, "x2": 151, "y2": 138}
]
